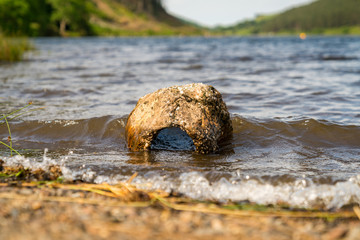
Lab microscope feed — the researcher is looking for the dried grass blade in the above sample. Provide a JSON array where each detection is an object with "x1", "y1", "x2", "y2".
[
  {"x1": 127, "y1": 172, "x2": 138, "y2": 184},
  {"x1": 153, "y1": 194, "x2": 356, "y2": 219},
  {"x1": 51, "y1": 183, "x2": 118, "y2": 198},
  {"x1": 354, "y1": 206, "x2": 360, "y2": 220}
]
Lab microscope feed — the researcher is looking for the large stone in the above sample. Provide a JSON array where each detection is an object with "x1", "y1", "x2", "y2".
[{"x1": 125, "y1": 83, "x2": 232, "y2": 154}]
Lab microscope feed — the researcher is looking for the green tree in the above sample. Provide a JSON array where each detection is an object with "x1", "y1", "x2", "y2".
[
  {"x1": 47, "y1": 0, "x2": 92, "y2": 36},
  {"x1": 26, "y1": 0, "x2": 53, "y2": 36},
  {"x1": 0, "y1": 0, "x2": 54, "y2": 36},
  {"x1": 261, "y1": 0, "x2": 360, "y2": 33},
  {"x1": 0, "y1": 0, "x2": 29, "y2": 35}
]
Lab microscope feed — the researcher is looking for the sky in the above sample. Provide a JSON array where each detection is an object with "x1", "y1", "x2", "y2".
[{"x1": 163, "y1": 0, "x2": 314, "y2": 27}]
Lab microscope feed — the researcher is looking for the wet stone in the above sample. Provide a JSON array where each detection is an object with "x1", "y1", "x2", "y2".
[{"x1": 125, "y1": 83, "x2": 233, "y2": 154}]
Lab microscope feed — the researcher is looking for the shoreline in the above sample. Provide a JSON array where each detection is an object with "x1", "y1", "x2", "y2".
[
  {"x1": 7, "y1": 33, "x2": 360, "y2": 40},
  {"x1": 1, "y1": 172, "x2": 360, "y2": 239}
]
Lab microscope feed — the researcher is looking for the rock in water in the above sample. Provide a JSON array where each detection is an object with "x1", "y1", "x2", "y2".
[{"x1": 125, "y1": 83, "x2": 233, "y2": 154}]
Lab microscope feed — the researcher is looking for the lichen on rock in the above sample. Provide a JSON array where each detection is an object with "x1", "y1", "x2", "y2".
[{"x1": 125, "y1": 83, "x2": 232, "y2": 154}]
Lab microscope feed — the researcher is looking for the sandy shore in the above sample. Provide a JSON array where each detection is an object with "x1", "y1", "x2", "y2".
[
  {"x1": 1, "y1": 180, "x2": 360, "y2": 240},
  {"x1": 0, "y1": 161, "x2": 359, "y2": 240}
]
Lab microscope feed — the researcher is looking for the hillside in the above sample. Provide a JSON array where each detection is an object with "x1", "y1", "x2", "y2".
[
  {"x1": 219, "y1": 0, "x2": 360, "y2": 35},
  {"x1": 0, "y1": 0, "x2": 203, "y2": 37},
  {"x1": 90, "y1": 0, "x2": 203, "y2": 36}
]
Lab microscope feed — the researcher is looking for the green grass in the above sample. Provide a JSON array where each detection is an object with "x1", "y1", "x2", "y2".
[
  {"x1": 0, "y1": 35, "x2": 33, "y2": 62},
  {"x1": 1, "y1": 102, "x2": 44, "y2": 157}
]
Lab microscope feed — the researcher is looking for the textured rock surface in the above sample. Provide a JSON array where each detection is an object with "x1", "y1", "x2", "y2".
[{"x1": 125, "y1": 83, "x2": 232, "y2": 154}]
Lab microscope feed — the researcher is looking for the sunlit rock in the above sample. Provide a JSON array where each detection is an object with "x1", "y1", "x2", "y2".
[{"x1": 125, "y1": 83, "x2": 232, "y2": 154}]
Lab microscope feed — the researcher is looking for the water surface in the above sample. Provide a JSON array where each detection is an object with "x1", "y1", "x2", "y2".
[{"x1": 1, "y1": 36, "x2": 360, "y2": 209}]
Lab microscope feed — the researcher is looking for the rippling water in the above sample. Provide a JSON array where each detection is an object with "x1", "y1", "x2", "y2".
[{"x1": 1, "y1": 36, "x2": 360, "y2": 209}]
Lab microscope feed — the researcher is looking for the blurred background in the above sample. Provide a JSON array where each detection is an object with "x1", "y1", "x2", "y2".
[{"x1": 0, "y1": 0, "x2": 360, "y2": 38}]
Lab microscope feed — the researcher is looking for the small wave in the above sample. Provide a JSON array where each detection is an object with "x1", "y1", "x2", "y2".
[
  {"x1": 181, "y1": 64, "x2": 203, "y2": 70},
  {"x1": 232, "y1": 116, "x2": 360, "y2": 148},
  {"x1": 351, "y1": 80, "x2": 360, "y2": 87},
  {"x1": 246, "y1": 68, "x2": 279, "y2": 75},
  {"x1": 319, "y1": 55, "x2": 357, "y2": 61},
  {"x1": 0, "y1": 116, "x2": 127, "y2": 149},
  {"x1": 157, "y1": 58, "x2": 182, "y2": 64},
  {"x1": 91, "y1": 171, "x2": 360, "y2": 209},
  {"x1": 233, "y1": 56, "x2": 253, "y2": 62},
  {"x1": 22, "y1": 88, "x2": 76, "y2": 98},
  {"x1": 53, "y1": 66, "x2": 87, "y2": 71},
  {"x1": 3, "y1": 154, "x2": 360, "y2": 209},
  {"x1": 1, "y1": 116, "x2": 360, "y2": 151},
  {"x1": 217, "y1": 56, "x2": 253, "y2": 62},
  {"x1": 2, "y1": 153, "x2": 360, "y2": 210},
  {"x1": 289, "y1": 54, "x2": 358, "y2": 62},
  {"x1": 77, "y1": 73, "x2": 116, "y2": 78}
]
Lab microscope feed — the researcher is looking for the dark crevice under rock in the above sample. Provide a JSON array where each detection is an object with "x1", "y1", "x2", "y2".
[{"x1": 150, "y1": 127, "x2": 195, "y2": 151}]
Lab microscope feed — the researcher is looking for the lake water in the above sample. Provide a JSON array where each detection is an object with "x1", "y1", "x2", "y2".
[{"x1": 1, "y1": 36, "x2": 360, "y2": 209}]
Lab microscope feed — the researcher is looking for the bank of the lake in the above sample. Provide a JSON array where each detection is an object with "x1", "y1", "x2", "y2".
[{"x1": 0, "y1": 173, "x2": 360, "y2": 240}]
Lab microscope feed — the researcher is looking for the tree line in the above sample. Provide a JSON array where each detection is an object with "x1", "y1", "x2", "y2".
[
  {"x1": 219, "y1": 0, "x2": 360, "y2": 34},
  {"x1": 261, "y1": 0, "x2": 360, "y2": 32},
  {"x1": 0, "y1": 0, "x2": 93, "y2": 36},
  {"x1": 0, "y1": 0, "x2": 181, "y2": 37}
]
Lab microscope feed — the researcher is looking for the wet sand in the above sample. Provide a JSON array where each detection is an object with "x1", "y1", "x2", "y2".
[{"x1": 1, "y1": 181, "x2": 360, "y2": 240}]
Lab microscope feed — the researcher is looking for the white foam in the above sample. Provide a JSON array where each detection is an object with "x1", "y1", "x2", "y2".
[
  {"x1": 130, "y1": 172, "x2": 360, "y2": 209},
  {"x1": 3, "y1": 154, "x2": 360, "y2": 209},
  {"x1": 2, "y1": 149, "x2": 70, "y2": 177},
  {"x1": 3, "y1": 149, "x2": 58, "y2": 170}
]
